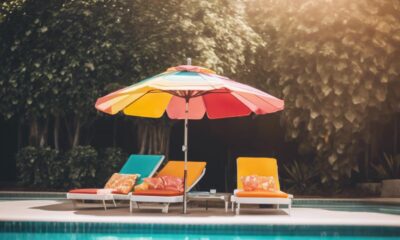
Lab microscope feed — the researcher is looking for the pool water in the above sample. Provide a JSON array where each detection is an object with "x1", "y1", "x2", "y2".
[
  {"x1": 294, "y1": 200, "x2": 400, "y2": 216},
  {"x1": 0, "y1": 232, "x2": 399, "y2": 240},
  {"x1": 1, "y1": 222, "x2": 399, "y2": 240},
  {"x1": 1, "y1": 197, "x2": 399, "y2": 239}
]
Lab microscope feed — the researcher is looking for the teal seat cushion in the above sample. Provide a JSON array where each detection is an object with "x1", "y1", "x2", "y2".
[{"x1": 119, "y1": 154, "x2": 164, "y2": 184}]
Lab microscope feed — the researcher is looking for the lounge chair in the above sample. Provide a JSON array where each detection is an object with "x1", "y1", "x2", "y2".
[
  {"x1": 67, "y1": 154, "x2": 165, "y2": 210},
  {"x1": 130, "y1": 160, "x2": 206, "y2": 213},
  {"x1": 231, "y1": 157, "x2": 293, "y2": 215}
]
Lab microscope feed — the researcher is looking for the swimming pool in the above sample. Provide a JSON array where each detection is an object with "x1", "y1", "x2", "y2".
[
  {"x1": 294, "y1": 199, "x2": 400, "y2": 216},
  {"x1": 1, "y1": 193, "x2": 399, "y2": 239},
  {"x1": 1, "y1": 221, "x2": 400, "y2": 240}
]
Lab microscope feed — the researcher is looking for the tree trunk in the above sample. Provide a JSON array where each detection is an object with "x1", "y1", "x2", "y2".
[
  {"x1": 29, "y1": 117, "x2": 39, "y2": 147},
  {"x1": 136, "y1": 118, "x2": 173, "y2": 158},
  {"x1": 138, "y1": 124, "x2": 148, "y2": 154},
  {"x1": 39, "y1": 118, "x2": 48, "y2": 147},
  {"x1": 72, "y1": 117, "x2": 81, "y2": 148},
  {"x1": 54, "y1": 114, "x2": 60, "y2": 150},
  {"x1": 17, "y1": 118, "x2": 23, "y2": 149},
  {"x1": 64, "y1": 117, "x2": 73, "y2": 146}
]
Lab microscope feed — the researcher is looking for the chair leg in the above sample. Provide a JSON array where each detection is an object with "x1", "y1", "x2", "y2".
[
  {"x1": 72, "y1": 200, "x2": 77, "y2": 209},
  {"x1": 225, "y1": 201, "x2": 228, "y2": 213},
  {"x1": 102, "y1": 200, "x2": 107, "y2": 211},
  {"x1": 236, "y1": 203, "x2": 240, "y2": 215},
  {"x1": 288, "y1": 203, "x2": 292, "y2": 216},
  {"x1": 161, "y1": 203, "x2": 169, "y2": 213},
  {"x1": 112, "y1": 199, "x2": 117, "y2": 207},
  {"x1": 231, "y1": 202, "x2": 235, "y2": 212},
  {"x1": 277, "y1": 204, "x2": 280, "y2": 209},
  {"x1": 129, "y1": 201, "x2": 132, "y2": 213}
]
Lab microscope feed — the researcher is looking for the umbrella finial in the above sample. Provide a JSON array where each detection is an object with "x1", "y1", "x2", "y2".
[{"x1": 187, "y1": 58, "x2": 192, "y2": 66}]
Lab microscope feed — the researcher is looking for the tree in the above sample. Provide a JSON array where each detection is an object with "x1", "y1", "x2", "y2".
[
  {"x1": 0, "y1": 0, "x2": 137, "y2": 148},
  {"x1": 123, "y1": 0, "x2": 263, "y2": 156},
  {"x1": 246, "y1": 0, "x2": 400, "y2": 183},
  {"x1": 1, "y1": 0, "x2": 262, "y2": 156}
]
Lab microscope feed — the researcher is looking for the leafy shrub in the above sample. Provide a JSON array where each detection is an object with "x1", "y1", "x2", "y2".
[
  {"x1": 372, "y1": 153, "x2": 400, "y2": 180},
  {"x1": 97, "y1": 147, "x2": 128, "y2": 186},
  {"x1": 16, "y1": 146, "x2": 129, "y2": 190},
  {"x1": 281, "y1": 159, "x2": 319, "y2": 194},
  {"x1": 16, "y1": 146, "x2": 39, "y2": 186},
  {"x1": 43, "y1": 151, "x2": 67, "y2": 189},
  {"x1": 65, "y1": 146, "x2": 98, "y2": 188},
  {"x1": 38, "y1": 147, "x2": 60, "y2": 187},
  {"x1": 16, "y1": 146, "x2": 59, "y2": 187}
]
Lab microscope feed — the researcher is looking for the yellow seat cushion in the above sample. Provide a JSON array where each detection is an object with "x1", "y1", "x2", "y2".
[
  {"x1": 157, "y1": 161, "x2": 206, "y2": 188},
  {"x1": 236, "y1": 190, "x2": 289, "y2": 198}
]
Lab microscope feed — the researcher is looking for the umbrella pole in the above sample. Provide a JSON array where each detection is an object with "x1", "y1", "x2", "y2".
[{"x1": 183, "y1": 99, "x2": 189, "y2": 214}]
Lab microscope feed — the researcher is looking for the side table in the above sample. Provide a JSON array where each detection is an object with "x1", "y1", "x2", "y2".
[{"x1": 187, "y1": 192, "x2": 231, "y2": 212}]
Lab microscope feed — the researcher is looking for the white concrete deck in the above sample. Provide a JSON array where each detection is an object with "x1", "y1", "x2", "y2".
[{"x1": 0, "y1": 199, "x2": 400, "y2": 227}]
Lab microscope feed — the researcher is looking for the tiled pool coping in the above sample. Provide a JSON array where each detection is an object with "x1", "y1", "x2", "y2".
[
  {"x1": 0, "y1": 191, "x2": 66, "y2": 200},
  {"x1": 1, "y1": 221, "x2": 400, "y2": 237},
  {"x1": 1, "y1": 199, "x2": 400, "y2": 227},
  {"x1": 1, "y1": 191, "x2": 399, "y2": 206}
]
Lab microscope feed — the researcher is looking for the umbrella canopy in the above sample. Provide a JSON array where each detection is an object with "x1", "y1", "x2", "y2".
[
  {"x1": 95, "y1": 65, "x2": 284, "y2": 119},
  {"x1": 95, "y1": 64, "x2": 284, "y2": 214}
]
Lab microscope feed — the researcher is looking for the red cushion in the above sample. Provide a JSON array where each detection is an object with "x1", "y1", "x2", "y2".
[
  {"x1": 69, "y1": 188, "x2": 99, "y2": 194},
  {"x1": 133, "y1": 190, "x2": 183, "y2": 196}
]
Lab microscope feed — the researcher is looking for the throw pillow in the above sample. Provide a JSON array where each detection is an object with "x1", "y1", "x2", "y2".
[
  {"x1": 241, "y1": 175, "x2": 277, "y2": 192},
  {"x1": 104, "y1": 173, "x2": 139, "y2": 194}
]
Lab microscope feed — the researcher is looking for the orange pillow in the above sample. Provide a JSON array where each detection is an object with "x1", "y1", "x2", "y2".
[
  {"x1": 144, "y1": 177, "x2": 164, "y2": 190},
  {"x1": 160, "y1": 176, "x2": 183, "y2": 192},
  {"x1": 241, "y1": 175, "x2": 276, "y2": 192},
  {"x1": 104, "y1": 173, "x2": 139, "y2": 194},
  {"x1": 134, "y1": 182, "x2": 149, "y2": 191},
  {"x1": 141, "y1": 176, "x2": 184, "y2": 192}
]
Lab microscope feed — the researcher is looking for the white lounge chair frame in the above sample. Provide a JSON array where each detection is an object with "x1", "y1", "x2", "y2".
[
  {"x1": 67, "y1": 155, "x2": 165, "y2": 210},
  {"x1": 231, "y1": 191, "x2": 293, "y2": 215},
  {"x1": 129, "y1": 168, "x2": 206, "y2": 213}
]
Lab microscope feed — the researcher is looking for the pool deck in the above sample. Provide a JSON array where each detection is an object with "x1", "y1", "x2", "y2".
[{"x1": 1, "y1": 199, "x2": 400, "y2": 227}]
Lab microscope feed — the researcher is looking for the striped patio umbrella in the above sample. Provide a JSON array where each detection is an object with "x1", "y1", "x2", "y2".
[{"x1": 95, "y1": 62, "x2": 284, "y2": 213}]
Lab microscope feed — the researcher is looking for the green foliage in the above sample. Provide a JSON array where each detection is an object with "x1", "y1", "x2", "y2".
[
  {"x1": 65, "y1": 146, "x2": 98, "y2": 188},
  {"x1": 372, "y1": 153, "x2": 400, "y2": 180},
  {"x1": 96, "y1": 147, "x2": 128, "y2": 185},
  {"x1": 16, "y1": 146, "x2": 38, "y2": 186},
  {"x1": 246, "y1": 0, "x2": 400, "y2": 183},
  {"x1": 281, "y1": 159, "x2": 319, "y2": 194},
  {"x1": 0, "y1": 0, "x2": 25, "y2": 23},
  {"x1": 16, "y1": 146, "x2": 59, "y2": 187},
  {"x1": 128, "y1": 0, "x2": 262, "y2": 77},
  {"x1": 44, "y1": 150, "x2": 67, "y2": 189},
  {"x1": 15, "y1": 146, "x2": 127, "y2": 189},
  {"x1": 0, "y1": 0, "x2": 262, "y2": 150},
  {"x1": 0, "y1": 0, "x2": 132, "y2": 121}
]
